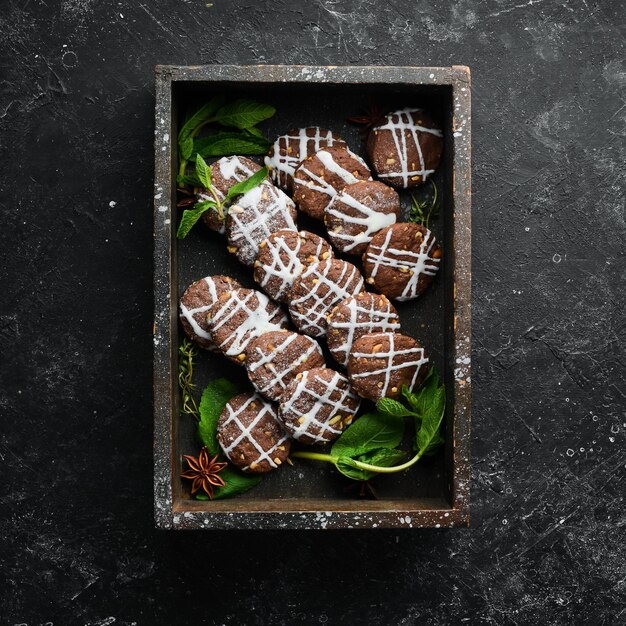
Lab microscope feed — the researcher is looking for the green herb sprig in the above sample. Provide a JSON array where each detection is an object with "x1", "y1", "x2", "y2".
[
  {"x1": 176, "y1": 155, "x2": 268, "y2": 239},
  {"x1": 291, "y1": 367, "x2": 446, "y2": 480},
  {"x1": 408, "y1": 179, "x2": 440, "y2": 229},
  {"x1": 178, "y1": 339, "x2": 200, "y2": 421}
]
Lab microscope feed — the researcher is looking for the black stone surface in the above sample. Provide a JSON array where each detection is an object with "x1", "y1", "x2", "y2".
[{"x1": 1, "y1": 1, "x2": 624, "y2": 624}]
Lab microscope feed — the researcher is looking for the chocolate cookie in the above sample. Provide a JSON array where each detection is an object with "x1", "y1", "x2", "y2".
[
  {"x1": 363, "y1": 223, "x2": 441, "y2": 301},
  {"x1": 253, "y1": 229, "x2": 333, "y2": 303},
  {"x1": 245, "y1": 330, "x2": 325, "y2": 401},
  {"x1": 207, "y1": 288, "x2": 289, "y2": 364},
  {"x1": 226, "y1": 180, "x2": 298, "y2": 266},
  {"x1": 327, "y1": 292, "x2": 401, "y2": 367},
  {"x1": 199, "y1": 156, "x2": 262, "y2": 233},
  {"x1": 217, "y1": 392, "x2": 291, "y2": 473},
  {"x1": 324, "y1": 180, "x2": 400, "y2": 255},
  {"x1": 289, "y1": 258, "x2": 365, "y2": 338},
  {"x1": 265, "y1": 127, "x2": 346, "y2": 192},
  {"x1": 293, "y1": 145, "x2": 372, "y2": 220},
  {"x1": 347, "y1": 332, "x2": 429, "y2": 401},
  {"x1": 366, "y1": 108, "x2": 443, "y2": 189},
  {"x1": 278, "y1": 368, "x2": 361, "y2": 444},
  {"x1": 179, "y1": 275, "x2": 242, "y2": 350}
]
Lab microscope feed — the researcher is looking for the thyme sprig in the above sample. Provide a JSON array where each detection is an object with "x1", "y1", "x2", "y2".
[
  {"x1": 409, "y1": 179, "x2": 440, "y2": 229},
  {"x1": 178, "y1": 338, "x2": 200, "y2": 421}
]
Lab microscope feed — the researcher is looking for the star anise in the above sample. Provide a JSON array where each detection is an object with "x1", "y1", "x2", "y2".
[
  {"x1": 348, "y1": 103, "x2": 386, "y2": 135},
  {"x1": 181, "y1": 447, "x2": 227, "y2": 499}
]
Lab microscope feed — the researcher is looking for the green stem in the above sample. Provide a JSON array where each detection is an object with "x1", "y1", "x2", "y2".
[{"x1": 291, "y1": 450, "x2": 423, "y2": 474}]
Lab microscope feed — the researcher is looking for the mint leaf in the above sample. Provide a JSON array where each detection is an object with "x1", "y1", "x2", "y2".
[
  {"x1": 224, "y1": 167, "x2": 268, "y2": 203},
  {"x1": 178, "y1": 96, "x2": 228, "y2": 156},
  {"x1": 197, "y1": 378, "x2": 239, "y2": 454},
  {"x1": 212, "y1": 466, "x2": 262, "y2": 500},
  {"x1": 415, "y1": 383, "x2": 446, "y2": 454},
  {"x1": 177, "y1": 173, "x2": 201, "y2": 187},
  {"x1": 195, "y1": 154, "x2": 212, "y2": 190},
  {"x1": 331, "y1": 411, "x2": 404, "y2": 459},
  {"x1": 215, "y1": 99, "x2": 276, "y2": 129},
  {"x1": 176, "y1": 201, "x2": 215, "y2": 239},
  {"x1": 179, "y1": 136, "x2": 195, "y2": 161},
  {"x1": 244, "y1": 126, "x2": 264, "y2": 138},
  {"x1": 336, "y1": 448, "x2": 406, "y2": 481},
  {"x1": 376, "y1": 397, "x2": 418, "y2": 418},
  {"x1": 192, "y1": 132, "x2": 271, "y2": 159}
]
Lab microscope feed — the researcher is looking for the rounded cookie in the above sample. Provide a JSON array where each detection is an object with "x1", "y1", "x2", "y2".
[
  {"x1": 226, "y1": 180, "x2": 297, "y2": 266},
  {"x1": 217, "y1": 392, "x2": 291, "y2": 473},
  {"x1": 289, "y1": 258, "x2": 365, "y2": 338},
  {"x1": 347, "y1": 332, "x2": 429, "y2": 401},
  {"x1": 366, "y1": 108, "x2": 443, "y2": 189},
  {"x1": 363, "y1": 222, "x2": 441, "y2": 301},
  {"x1": 278, "y1": 368, "x2": 361, "y2": 445},
  {"x1": 265, "y1": 127, "x2": 345, "y2": 192},
  {"x1": 253, "y1": 229, "x2": 333, "y2": 303},
  {"x1": 324, "y1": 180, "x2": 400, "y2": 255},
  {"x1": 327, "y1": 292, "x2": 401, "y2": 367},
  {"x1": 179, "y1": 275, "x2": 242, "y2": 350},
  {"x1": 199, "y1": 156, "x2": 262, "y2": 234},
  {"x1": 207, "y1": 288, "x2": 289, "y2": 364},
  {"x1": 293, "y1": 145, "x2": 372, "y2": 220},
  {"x1": 245, "y1": 330, "x2": 325, "y2": 401}
]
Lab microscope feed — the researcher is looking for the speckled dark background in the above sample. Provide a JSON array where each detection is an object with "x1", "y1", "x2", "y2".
[{"x1": 1, "y1": 1, "x2": 625, "y2": 624}]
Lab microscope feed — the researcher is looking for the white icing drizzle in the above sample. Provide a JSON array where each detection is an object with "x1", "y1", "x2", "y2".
[
  {"x1": 247, "y1": 332, "x2": 323, "y2": 397},
  {"x1": 326, "y1": 189, "x2": 397, "y2": 252},
  {"x1": 289, "y1": 260, "x2": 364, "y2": 337},
  {"x1": 279, "y1": 369, "x2": 361, "y2": 444},
  {"x1": 264, "y1": 127, "x2": 341, "y2": 187},
  {"x1": 256, "y1": 230, "x2": 330, "y2": 301},
  {"x1": 294, "y1": 148, "x2": 372, "y2": 212},
  {"x1": 365, "y1": 226, "x2": 440, "y2": 301},
  {"x1": 228, "y1": 181, "x2": 297, "y2": 265},
  {"x1": 209, "y1": 289, "x2": 287, "y2": 357},
  {"x1": 220, "y1": 393, "x2": 289, "y2": 471},
  {"x1": 374, "y1": 108, "x2": 443, "y2": 186},
  {"x1": 179, "y1": 277, "x2": 224, "y2": 344},
  {"x1": 328, "y1": 294, "x2": 401, "y2": 367},
  {"x1": 350, "y1": 332, "x2": 429, "y2": 397}
]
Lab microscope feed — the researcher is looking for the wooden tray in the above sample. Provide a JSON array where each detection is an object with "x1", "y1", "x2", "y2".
[{"x1": 153, "y1": 65, "x2": 471, "y2": 529}]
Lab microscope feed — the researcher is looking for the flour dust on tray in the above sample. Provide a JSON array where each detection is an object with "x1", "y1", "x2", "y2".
[
  {"x1": 207, "y1": 287, "x2": 289, "y2": 364},
  {"x1": 278, "y1": 367, "x2": 361, "y2": 444},
  {"x1": 217, "y1": 392, "x2": 291, "y2": 473},
  {"x1": 293, "y1": 145, "x2": 372, "y2": 220},
  {"x1": 327, "y1": 292, "x2": 401, "y2": 367},
  {"x1": 366, "y1": 108, "x2": 443, "y2": 189},
  {"x1": 226, "y1": 180, "x2": 298, "y2": 266},
  {"x1": 363, "y1": 222, "x2": 442, "y2": 301},
  {"x1": 245, "y1": 330, "x2": 325, "y2": 401},
  {"x1": 289, "y1": 258, "x2": 365, "y2": 338},
  {"x1": 179, "y1": 275, "x2": 242, "y2": 350},
  {"x1": 347, "y1": 332, "x2": 429, "y2": 401},
  {"x1": 253, "y1": 229, "x2": 333, "y2": 303},
  {"x1": 324, "y1": 180, "x2": 400, "y2": 255},
  {"x1": 200, "y1": 156, "x2": 262, "y2": 233},
  {"x1": 265, "y1": 127, "x2": 346, "y2": 192}
]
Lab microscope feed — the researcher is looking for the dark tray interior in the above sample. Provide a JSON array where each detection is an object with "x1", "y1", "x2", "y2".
[{"x1": 171, "y1": 80, "x2": 455, "y2": 507}]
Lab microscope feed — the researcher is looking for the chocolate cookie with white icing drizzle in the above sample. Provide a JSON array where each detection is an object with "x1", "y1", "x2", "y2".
[
  {"x1": 324, "y1": 180, "x2": 400, "y2": 255},
  {"x1": 199, "y1": 156, "x2": 262, "y2": 233},
  {"x1": 293, "y1": 145, "x2": 372, "y2": 220},
  {"x1": 363, "y1": 223, "x2": 442, "y2": 301},
  {"x1": 288, "y1": 258, "x2": 365, "y2": 338},
  {"x1": 278, "y1": 368, "x2": 361, "y2": 445},
  {"x1": 245, "y1": 330, "x2": 325, "y2": 401},
  {"x1": 207, "y1": 288, "x2": 289, "y2": 364},
  {"x1": 226, "y1": 180, "x2": 297, "y2": 267},
  {"x1": 347, "y1": 332, "x2": 429, "y2": 401},
  {"x1": 217, "y1": 392, "x2": 291, "y2": 473},
  {"x1": 327, "y1": 292, "x2": 401, "y2": 367},
  {"x1": 366, "y1": 108, "x2": 443, "y2": 189},
  {"x1": 179, "y1": 275, "x2": 242, "y2": 350},
  {"x1": 253, "y1": 229, "x2": 333, "y2": 303},
  {"x1": 265, "y1": 127, "x2": 346, "y2": 192}
]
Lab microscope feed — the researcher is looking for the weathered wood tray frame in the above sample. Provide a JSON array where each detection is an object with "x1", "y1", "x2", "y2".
[{"x1": 153, "y1": 65, "x2": 471, "y2": 530}]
